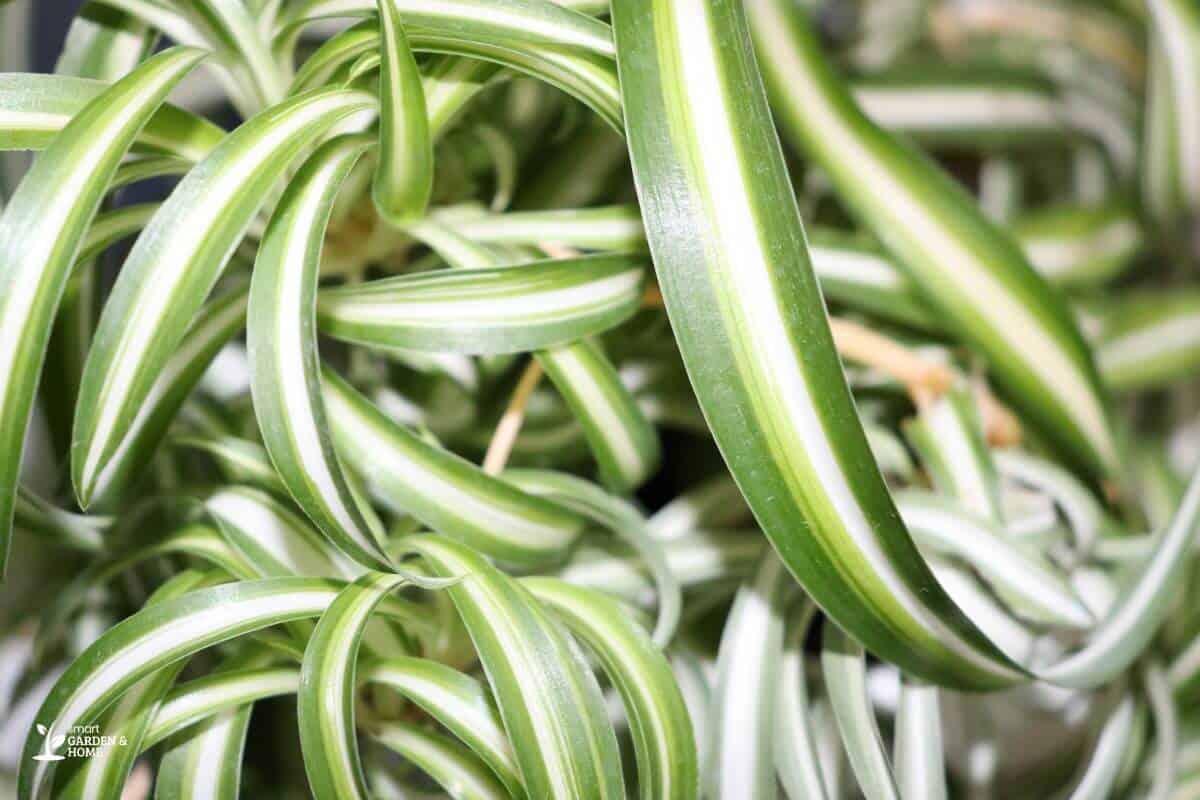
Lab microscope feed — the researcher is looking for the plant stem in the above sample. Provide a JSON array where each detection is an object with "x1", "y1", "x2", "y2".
[{"x1": 482, "y1": 359, "x2": 544, "y2": 475}]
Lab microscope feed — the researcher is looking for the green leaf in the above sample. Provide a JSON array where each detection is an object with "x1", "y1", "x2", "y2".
[
  {"x1": 154, "y1": 706, "x2": 253, "y2": 800},
  {"x1": 172, "y1": 435, "x2": 287, "y2": 497},
  {"x1": 746, "y1": 0, "x2": 1120, "y2": 482},
  {"x1": 205, "y1": 487, "x2": 363, "y2": 580},
  {"x1": 407, "y1": 534, "x2": 625, "y2": 800},
  {"x1": 705, "y1": 553, "x2": 789, "y2": 799},
  {"x1": 505, "y1": 468, "x2": 680, "y2": 644},
  {"x1": 1142, "y1": 34, "x2": 1181, "y2": 230},
  {"x1": 559, "y1": 529, "x2": 762, "y2": 602},
  {"x1": 90, "y1": 0, "x2": 207, "y2": 54},
  {"x1": 110, "y1": 155, "x2": 193, "y2": 188},
  {"x1": 474, "y1": 123, "x2": 517, "y2": 211},
  {"x1": 441, "y1": 204, "x2": 647, "y2": 252},
  {"x1": 612, "y1": 0, "x2": 1019, "y2": 687},
  {"x1": 1142, "y1": 661, "x2": 1178, "y2": 800},
  {"x1": 774, "y1": 602, "x2": 830, "y2": 800},
  {"x1": 995, "y1": 449, "x2": 1121, "y2": 555},
  {"x1": 76, "y1": 203, "x2": 158, "y2": 265},
  {"x1": 1144, "y1": 0, "x2": 1200, "y2": 223},
  {"x1": 323, "y1": 367, "x2": 585, "y2": 565},
  {"x1": 442, "y1": 206, "x2": 945, "y2": 330},
  {"x1": 904, "y1": 389, "x2": 1004, "y2": 522},
  {"x1": 1098, "y1": 289, "x2": 1200, "y2": 391},
  {"x1": 821, "y1": 622, "x2": 900, "y2": 800},
  {"x1": 71, "y1": 87, "x2": 377, "y2": 509},
  {"x1": 53, "y1": 570, "x2": 210, "y2": 800},
  {"x1": 55, "y1": 3, "x2": 156, "y2": 82},
  {"x1": 371, "y1": 0, "x2": 433, "y2": 224},
  {"x1": 276, "y1": 0, "x2": 616, "y2": 60},
  {"x1": 14, "y1": 488, "x2": 107, "y2": 552},
  {"x1": 850, "y1": 67, "x2": 1135, "y2": 175},
  {"x1": 1066, "y1": 696, "x2": 1136, "y2": 800},
  {"x1": 144, "y1": 666, "x2": 300, "y2": 750},
  {"x1": 1169, "y1": 629, "x2": 1200, "y2": 699},
  {"x1": 185, "y1": 0, "x2": 287, "y2": 109},
  {"x1": 205, "y1": 485, "x2": 415, "y2": 658},
  {"x1": 892, "y1": 678, "x2": 947, "y2": 800},
  {"x1": 299, "y1": 571, "x2": 408, "y2": 800},
  {"x1": 897, "y1": 490, "x2": 1093, "y2": 630},
  {"x1": 359, "y1": 658, "x2": 524, "y2": 797},
  {"x1": 1012, "y1": 201, "x2": 1142, "y2": 289},
  {"x1": 524, "y1": 577, "x2": 698, "y2": 800},
  {"x1": 537, "y1": 340, "x2": 662, "y2": 492},
  {"x1": 289, "y1": 20, "x2": 620, "y2": 130},
  {"x1": 291, "y1": 25, "x2": 501, "y2": 141},
  {"x1": 925, "y1": 557, "x2": 1037, "y2": 667},
  {"x1": 0, "y1": 47, "x2": 205, "y2": 577},
  {"x1": 372, "y1": 721, "x2": 510, "y2": 800},
  {"x1": 248, "y1": 132, "x2": 391, "y2": 570},
  {"x1": 0, "y1": 73, "x2": 223, "y2": 159},
  {"x1": 86, "y1": 281, "x2": 250, "y2": 508},
  {"x1": 422, "y1": 55, "x2": 504, "y2": 136},
  {"x1": 288, "y1": 20, "x2": 380, "y2": 93},
  {"x1": 1040, "y1": 467, "x2": 1200, "y2": 688},
  {"x1": 19, "y1": 577, "x2": 420, "y2": 798},
  {"x1": 316, "y1": 253, "x2": 646, "y2": 355}
]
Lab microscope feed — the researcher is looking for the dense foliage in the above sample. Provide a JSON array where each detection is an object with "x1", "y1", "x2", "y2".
[{"x1": 1, "y1": 0, "x2": 1199, "y2": 797}]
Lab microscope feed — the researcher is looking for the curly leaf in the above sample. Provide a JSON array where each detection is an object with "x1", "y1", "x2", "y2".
[
  {"x1": 72, "y1": 87, "x2": 377, "y2": 509},
  {"x1": 612, "y1": 0, "x2": 1020, "y2": 687},
  {"x1": 0, "y1": 47, "x2": 205, "y2": 577}
]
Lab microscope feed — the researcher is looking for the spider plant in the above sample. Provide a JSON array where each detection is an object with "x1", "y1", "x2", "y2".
[{"x1": 2, "y1": 0, "x2": 1200, "y2": 797}]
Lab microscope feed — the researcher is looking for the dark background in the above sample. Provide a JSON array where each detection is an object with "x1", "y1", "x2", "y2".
[{"x1": 34, "y1": 3, "x2": 87, "y2": 72}]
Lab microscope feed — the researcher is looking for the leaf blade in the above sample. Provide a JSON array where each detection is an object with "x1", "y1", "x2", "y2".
[
  {"x1": 612, "y1": 0, "x2": 1020, "y2": 687},
  {"x1": 0, "y1": 46, "x2": 205, "y2": 576},
  {"x1": 746, "y1": 0, "x2": 1120, "y2": 481},
  {"x1": 408, "y1": 534, "x2": 625, "y2": 800},
  {"x1": 248, "y1": 132, "x2": 391, "y2": 570},
  {"x1": 71, "y1": 87, "x2": 377, "y2": 509},
  {"x1": 371, "y1": 0, "x2": 433, "y2": 223}
]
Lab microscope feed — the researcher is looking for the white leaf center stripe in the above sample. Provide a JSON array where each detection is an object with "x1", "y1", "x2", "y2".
[
  {"x1": 855, "y1": 87, "x2": 1059, "y2": 129},
  {"x1": 663, "y1": 0, "x2": 1016, "y2": 681},
  {"x1": 24, "y1": 585, "x2": 338, "y2": 798},
  {"x1": 323, "y1": 269, "x2": 642, "y2": 325},
  {"x1": 747, "y1": 0, "x2": 1119, "y2": 477},
  {"x1": 76, "y1": 89, "x2": 376, "y2": 504}
]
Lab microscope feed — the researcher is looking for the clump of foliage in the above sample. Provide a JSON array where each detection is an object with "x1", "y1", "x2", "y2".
[{"x1": 1, "y1": 0, "x2": 1199, "y2": 797}]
